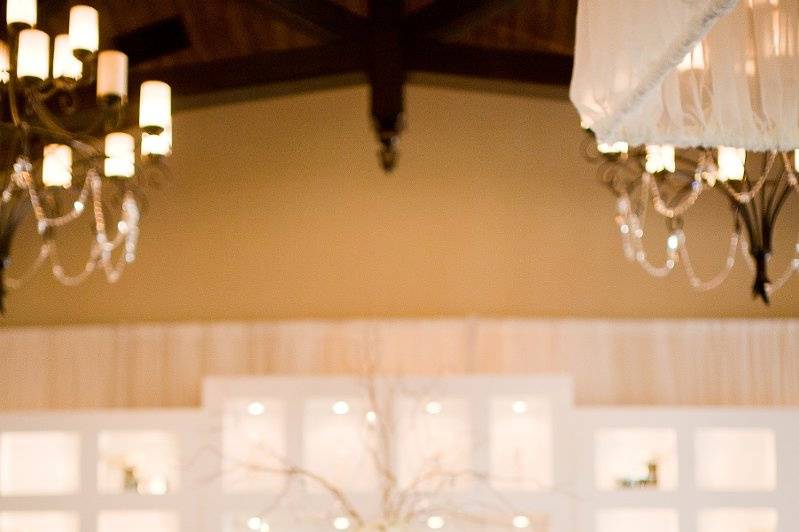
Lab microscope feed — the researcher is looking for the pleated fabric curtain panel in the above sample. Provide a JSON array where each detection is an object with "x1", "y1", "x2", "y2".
[{"x1": 570, "y1": 0, "x2": 799, "y2": 150}]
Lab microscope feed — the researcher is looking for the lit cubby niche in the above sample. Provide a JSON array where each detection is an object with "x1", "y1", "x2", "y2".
[
  {"x1": 0, "y1": 512, "x2": 79, "y2": 532},
  {"x1": 698, "y1": 508, "x2": 778, "y2": 532},
  {"x1": 695, "y1": 428, "x2": 776, "y2": 492},
  {"x1": 594, "y1": 428, "x2": 678, "y2": 491},
  {"x1": 303, "y1": 398, "x2": 377, "y2": 492},
  {"x1": 97, "y1": 511, "x2": 178, "y2": 532},
  {"x1": 396, "y1": 397, "x2": 472, "y2": 491},
  {"x1": 490, "y1": 397, "x2": 553, "y2": 491},
  {"x1": 223, "y1": 399, "x2": 286, "y2": 493},
  {"x1": 0, "y1": 431, "x2": 80, "y2": 495},
  {"x1": 98, "y1": 430, "x2": 179, "y2": 495},
  {"x1": 596, "y1": 508, "x2": 678, "y2": 532}
]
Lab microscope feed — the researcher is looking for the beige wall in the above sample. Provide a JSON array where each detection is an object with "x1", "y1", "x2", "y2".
[{"x1": 2, "y1": 82, "x2": 799, "y2": 325}]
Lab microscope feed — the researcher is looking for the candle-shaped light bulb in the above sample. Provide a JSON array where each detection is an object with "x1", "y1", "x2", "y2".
[
  {"x1": 97, "y1": 50, "x2": 128, "y2": 103},
  {"x1": 645, "y1": 145, "x2": 676, "y2": 173},
  {"x1": 6, "y1": 0, "x2": 36, "y2": 28},
  {"x1": 53, "y1": 34, "x2": 82, "y2": 80},
  {"x1": 139, "y1": 81, "x2": 171, "y2": 134},
  {"x1": 68, "y1": 5, "x2": 98, "y2": 58},
  {"x1": 717, "y1": 146, "x2": 746, "y2": 181},
  {"x1": 42, "y1": 144, "x2": 73, "y2": 188},
  {"x1": 105, "y1": 132, "x2": 135, "y2": 178},
  {"x1": 0, "y1": 41, "x2": 9, "y2": 83},
  {"x1": 17, "y1": 29, "x2": 49, "y2": 81},
  {"x1": 794, "y1": 149, "x2": 799, "y2": 173}
]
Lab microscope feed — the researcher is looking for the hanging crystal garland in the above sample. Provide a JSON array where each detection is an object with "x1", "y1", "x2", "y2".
[
  {"x1": 584, "y1": 135, "x2": 798, "y2": 304},
  {"x1": 0, "y1": 0, "x2": 173, "y2": 309}
]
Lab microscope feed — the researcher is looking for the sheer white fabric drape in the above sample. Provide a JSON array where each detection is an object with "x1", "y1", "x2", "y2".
[{"x1": 570, "y1": 0, "x2": 799, "y2": 151}]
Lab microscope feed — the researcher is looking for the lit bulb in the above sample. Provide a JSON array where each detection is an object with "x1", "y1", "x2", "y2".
[
  {"x1": 365, "y1": 410, "x2": 377, "y2": 424},
  {"x1": 146, "y1": 476, "x2": 168, "y2": 495},
  {"x1": 42, "y1": 144, "x2": 72, "y2": 188},
  {"x1": 139, "y1": 81, "x2": 172, "y2": 134},
  {"x1": 332, "y1": 401, "x2": 350, "y2": 415},
  {"x1": 6, "y1": 0, "x2": 36, "y2": 27},
  {"x1": 645, "y1": 145, "x2": 675, "y2": 173},
  {"x1": 97, "y1": 50, "x2": 128, "y2": 102},
  {"x1": 104, "y1": 132, "x2": 135, "y2": 178},
  {"x1": 513, "y1": 515, "x2": 531, "y2": 529},
  {"x1": 0, "y1": 41, "x2": 9, "y2": 83},
  {"x1": 17, "y1": 29, "x2": 49, "y2": 81},
  {"x1": 426, "y1": 516, "x2": 445, "y2": 529},
  {"x1": 717, "y1": 146, "x2": 746, "y2": 181},
  {"x1": 247, "y1": 517, "x2": 263, "y2": 531},
  {"x1": 794, "y1": 148, "x2": 799, "y2": 173},
  {"x1": 53, "y1": 34, "x2": 82, "y2": 80},
  {"x1": 425, "y1": 401, "x2": 443, "y2": 415},
  {"x1": 332, "y1": 517, "x2": 351, "y2": 530},
  {"x1": 512, "y1": 400, "x2": 528, "y2": 414},
  {"x1": 69, "y1": 5, "x2": 99, "y2": 56},
  {"x1": 597, "y1": 141, "x2": 628, "y2": 155},
  {"x1": 247, "y1": 401, "x2": 265, "y2": 416}
]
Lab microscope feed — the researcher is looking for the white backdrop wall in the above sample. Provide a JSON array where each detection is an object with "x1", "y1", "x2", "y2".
[{"x1": 1, "y1": 319, "x2": 798, "y2": 409}]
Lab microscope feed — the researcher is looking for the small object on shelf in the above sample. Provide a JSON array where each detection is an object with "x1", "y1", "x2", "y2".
[
  {"x1": 122, "y1": 465, "x2": 140, "y2": 493},
  {"x1": 616, "y1": 460, "x2": 659, "y2": 489}
]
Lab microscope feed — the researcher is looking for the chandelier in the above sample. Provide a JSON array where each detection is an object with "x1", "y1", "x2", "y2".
[
  {"x1": 585, "y1": 139, "x2": 798, "y2": 304},
  {"x1": 0, "y1": 0, "x2": 172, "y2": 308},
  {"x1": 570, "y1": 0, "x2": 799, "y2": 304}
]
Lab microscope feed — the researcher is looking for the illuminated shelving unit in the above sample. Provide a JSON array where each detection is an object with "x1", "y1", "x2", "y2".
[
  {"x1": 574, "y1": 408, "x2": 798, "y2": 532},
  {"x1": 2, "y1": 376, "x2": 798, "y2": 532},
  {"x1": 0, "y1": 410, "x2": 206, "y2": 532},
  {"x1": 203, "y1": 376, "x2": 575, "y2": 532}
]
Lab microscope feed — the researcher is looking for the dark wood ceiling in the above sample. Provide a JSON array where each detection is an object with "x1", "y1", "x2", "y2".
[{"x1": 20, "y1": 0, "x2": 576, "y2": 96}]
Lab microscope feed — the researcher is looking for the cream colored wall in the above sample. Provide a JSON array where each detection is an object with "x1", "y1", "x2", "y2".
[{"x1": 2, "y1": 82, "x2": 799, "y2": 325}]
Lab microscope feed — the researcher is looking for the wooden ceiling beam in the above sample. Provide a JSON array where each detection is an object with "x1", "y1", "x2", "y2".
[
  {"x1": 408, "y1": 40, "x2": 573, "y2": 86},
  {"x1": 404, "y1": 0, "x2": 521, "y2": 39},
  {"x1": 246, "y1": 0, "x2": 369, "y2": 41},
  {"x1": 130, "y1": 42, "x2": 366, "y2": 98}
]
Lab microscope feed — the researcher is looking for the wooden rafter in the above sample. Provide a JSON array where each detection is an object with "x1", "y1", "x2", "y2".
[
  {"x1": 404, "y1": 0, "x2": 522, "y2": 38},
  {"x1": 247, "y1": 0, "x2": 369, "y2": 40}
]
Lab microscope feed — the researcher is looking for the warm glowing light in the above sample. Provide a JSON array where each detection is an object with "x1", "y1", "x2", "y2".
[
  {"x1": 6, "y1": 0, "x2": 36, "y2": 27},
  {"x1": 426, "y1": 516, "x2": 445, "y2": 529},
  {"x1": 143, "y1": 476, "x2": 168, "y2": 495},
  {"x1": 0, "y1": 41, "x2": 9, "y2": 83},
  {"x1": 645, "y1": 145, "x2": 676, "y2": 174},
  {"x1": 53, "y1": 34, "x2": 82, "y2": 80},
  {"x1": 425, "y1": 401, "x2": 443, "y2": 415},
  {"x1": 17, "y1": 29, "x2": 49, "y2": 81},
  {"x1": 104, "y1": 132, "x2": 135, "y2": 178},
  {"x1": 677, "y1": 42, "x2": 705, "y2": 72},
  {"x1": 69, "y1": 5, "x2": 99, "y2": 55},
  {"x1": 667, "y1": 233, "x2": 680, "y2": 252},
  {"x1": 365, "y1": 410, "x2": 377, "y2": 424},
  {"x1": 513, "y1": 515, "x2": 531, "y2": 529},
  {"x1": 139, "y1": 81, "x2": 172, "y2": 133},
  {"x1": 141, "y1": 127, "x2": 172, "y2": 157},
  {"x1": 332, "y1": 401, "x2": 350, "y2": 415},
  {"x1": 247, "y1": 401, "x2": 265, "y2": 416},
  {"x1": 795, "y1": 149, "x2": 799, "y2": 173},
  {"x1": 42, "y1": 144, "x2": 72, "y2": 188},
  {"x1": 247, "y1": 517, "x2": 264, "y2": 531},
  {"x1": 97, "y1": 50, "x2": 128, "y2": 101},
  {"x1": 717, "y1": 146, "x2": 746, "y2": 181},
  {"x1": 512, "y1": 400, "x2": 528, "y2": 414},
  {"x1": 597, "y1": 141, "x2": 628, "y2": 154},
  {"x1": 332, "y1": 517, "x2": 351, "y2": 530}
]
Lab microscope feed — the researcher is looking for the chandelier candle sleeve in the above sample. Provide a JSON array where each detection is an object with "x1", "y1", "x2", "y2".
[
  {"x1": 6, "y1": 0, "x2": 36, "y2": 28},
  {"x1": 141, "y1": 127, "x2": 171, "y2": 157},
  {"x1": 0, "y1": 41, "x2": 9, "y2": 83},
  {"x1": 42, "y1": 144, "x2": 72, "y2": 188},
  {"x1": 105, "y1": 132, "x2": 135, "y2": 178},
  {"x1": 96, "y1": 51, "x2": 128, "y2": 102},
  {"x1": 139, "y1": 81, "x2": 172, "y2": 134},
  {"x1": 16, "y1": 29, "x2": 49, "y2": 81},
  {"x1": 53, "y1": 34, "x2": 82, "y2": 81},
  {"x1": 68, "y1": 5, "x2": 99, "y2": 57},
  {"x1": 717, "y1": 147, "x2": 746, "y2": 181}
]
